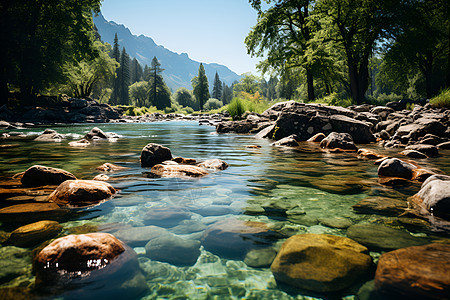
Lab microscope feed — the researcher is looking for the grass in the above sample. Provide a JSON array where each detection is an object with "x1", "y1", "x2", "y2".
[{"x1": 430, "y1": 88, "x2": 450, "y2": 108}]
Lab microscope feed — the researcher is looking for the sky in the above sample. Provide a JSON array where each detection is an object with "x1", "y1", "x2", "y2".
[{"x1": 100, "y1": 0, "x2": 264, "y2": 75}]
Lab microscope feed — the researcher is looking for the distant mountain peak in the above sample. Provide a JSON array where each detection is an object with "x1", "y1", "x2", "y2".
[{"x1": 93, "y1": 12, "x2": 240, "y2": 91}]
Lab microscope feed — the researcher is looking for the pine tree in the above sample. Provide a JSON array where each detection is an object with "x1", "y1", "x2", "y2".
[
  {"x1": 130, "y1": 58, "x2": 143, "y2": 84},
  {"x1": 118, "y1": 47, "x2": 131, "y2": 105},
  {"x1": 148, "y1": 56, "x2": 171, "y2": 109},
  {"x1": 111, "y1": 33, "x2": 121, "y2": 105},
  {"x1": 212, "y1": 72, "x2": 222, "y2": 100},
  {"x1": 192, "y1": 63, "x2": 210, "y2": 110},
  {"x1": 143, "y1": 64, "x2": 151, "y2": 81}
]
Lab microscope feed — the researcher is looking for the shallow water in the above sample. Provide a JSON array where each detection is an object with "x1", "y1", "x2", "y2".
[{"x1": 0, "y1": 121, "x2": 449, "y2": 299}]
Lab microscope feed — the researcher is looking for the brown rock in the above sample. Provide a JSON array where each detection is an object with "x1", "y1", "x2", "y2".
[
  {"x1": 197, "y1": 159, "x2": 229, "y2": 170},
  {"x1": 68, "y1": 139, "x2": 90, "y2": 147},
  {"x1": 93, "y1": 174, "x2": 109, "y2": 181},
  {"x1": 96, "y1": 163, "x2": 129, "y2": 172},
  {"x1": 0, "y1": 203, "x2": 68, "y2": 223},
  {"x1": 307, "y1": 133, "x2": 326, "y2": 142},
  {"x1": 21, "y1": 165, "x2": 76, "y2": 187},
  {"x1": 47, "y1": 180, "x2": 116, "y2": 207},
  {"x1": 149, "y1": 164, "x2": 209, "y2": 178},
  {"x1": 172, "y1": 157, "x2": 197, "y2": 165},
  {"x1": 378, "y1": 158, "x2": 417, "y2": 180},
  {"x1": 8, "y1": 220, "x2": 62, "y2": 247},
  {"x1": 375, "y1": 243, "x2": 450, "y2": 299},
  {"x1": 271, "y1": 234, "x2": 372, "y2": 292},
  {"x1": 353, "y1": 197, "x2": 408, "y2": 216},
  {"x1": 357, "y1": 148, "x2": 387, "y2": 160},
  {"x1": 140, "y1": 143, "x2": 172, "y2": 167},
  {"x1": 320, "y1": 132, "x2": 358, "y2": 151}
]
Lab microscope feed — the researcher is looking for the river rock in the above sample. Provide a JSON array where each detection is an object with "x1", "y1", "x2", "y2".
[
  {"x1": 197, "y1": 159, "x2": 229, "y2": 170},
  {"x1": 307, "y1": 133, "x2": 326, "y2": 142},
  {"x1": 377, "y1": 158, "x2": 416, "y2": 180},
  {"x1": 93, "y1": 174, "x2": 109, "y2": 181},
  {"x1": 145, "y1": 234, "x2": 201, "y2": 266},
  {"x1": 405, "y1": 144, "x2": 439, "y2": 157},
  {"x1": 271, "y1": 135, "x2": 299, "y2": 147},
  {"x1": 8, "y1": 220, "x2": 62, "y2": 247},
  {"x1": 172, "y1": 157, "x2": 197, "y2": 165},
  {"x1": 96, "y1": 163, "x2": 130, "y2": 172},
  {"x1": 400, "y1": 149, "x2": 428, "y2": 159},
  {"x1": 347, "y1": 223, "x2": 428, "y2": 251},
  {"x1": 409, "y1": 175, "x2": 450, "y2": 220},
  {"x1": 140, "y1": 143, "x2": 173, "y2": 167},
  {"x1": 21, "y1": 165, "x2": 77, "y2": 187},
  {"x1": 34, "y1": 129, "x2": 65, "y2": 142},
  {"x1": 113, "y1": 225, "x2": 171, "y2": 247},
  {"x1": 271, "y1": 234, "x2": 372, "y2": 292},
  {"x1": 352, "y1": 197, "x2": 408, "y2": 216},
  {"x1": 357, "y1": 148, "x2": 386, "y2": 159},
  {"x1": 34, "y1": 233, "x2": 146, "y2": 298},
  {"x1": 320, "y1": 132, "x2": 358, "y2": 150},
  {"x1": 47, "y1": 180, "x2": 116, "y2": 207},
  {"x1": 0, "y1": 203, "x2": 69, "y2": 223},
  {"x1": 437, "y1": 141, "x2": 450, "y2": 149},
  {"x1": 375, "y1": 243, "x2": 450, "y2": 299},
  {"x1": 319, "y1": 217, "x2": 353, "y2": 229},
  {"x1": 201, "y1": 218, "x2": 280, "y2": 260},
  {"x1": 68, "y1": 138, "x2": 90, "y2": 147},
  {"x1": 143, "y1": 207, "x2": 192, "y2": 227},
  {"x1": 244, "y1": 248, "x2": 277, "y2": 268},
  {"x1": 216, "y1": 120, "x2": 258, "y2": 133},
  {"x1": 149, "y1": 164, "x2": 209, "y2": 178},
  {"x1": 84, "y1": 127, "x2": 108, "y2": 140}
]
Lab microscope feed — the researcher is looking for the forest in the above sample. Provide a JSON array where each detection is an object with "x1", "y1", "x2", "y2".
[{"x1": 0, "y1": 0, "x2": 449, "y2": 115}]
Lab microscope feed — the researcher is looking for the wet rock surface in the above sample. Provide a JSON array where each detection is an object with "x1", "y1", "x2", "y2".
[
  {"x1": 47, "y1": 180, "x2": 116, "y2": 207},
  {"x1": 140, "y1": 143, "x2": 173, "y2": 168},
  {"x1": 8, "y1": 220, "x2": 62, "y2": 247},
  {"x1": 21, "y1": 165, "x2": 76, "y2": 187}
]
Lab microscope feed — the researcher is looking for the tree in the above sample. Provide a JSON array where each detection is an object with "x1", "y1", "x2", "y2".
[
  {"x1": 130, "y1": 58, "x2": 143, "y2": 84},
  {"x1": 129, "y1": 81, "x2": 149, "y2": 107},
  {"x1": 111, "y1": 33, "x2": 121, "y2": 105},
  {"x1": 173, "y1": 87, "x2": 198, "y2": 110},
  {"x1": 63, "y1": 41, "x2": 119, "y2": 99},
  {"x1": 222, "y1": 83, "x2": 233, "y2": 104},
  {"x1": 118, "y1": 47, "x2": 131, "y2": 105},
  {"x1": 143, "y1": 64, "x2": 151, "y2": 81},
  {"x1": 192, "y1": 63, "x2": 210, "y2": 110},
  {"x1": 148, "y1": 56, "x2": 171, "y2": 109},
  {"x1": 246, "y1": 0, "x2": 316, "y2": 101},
  {"x1": 212, "y1": 72, "x2": 223, "y2": 100},
  {"x1": 233, "y1": 73, "x2": 260, "y2": 95},
  {"x1": 0, "y1": 0, "x2": 102, "y2": 105}
]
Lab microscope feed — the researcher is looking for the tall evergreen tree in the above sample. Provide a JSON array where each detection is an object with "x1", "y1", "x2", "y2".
[
  {"x1": 148, "y1": 56, "x2": 171, "y2": 109},
  {"x1": 130, "y1": 58, "x2": 143, "y2": 84},
  {"x1": 212, "y1": 72, "x2": 223, "y2": 100},
  {"x1": 192, "y1": 63, "x2": 210, "y2": 110},
  {"x1": 118, "y1": 47, "x2": 131, "y2": 105},
  {"x1": 222, "y1": 83, "x2": 233, "y2": 104},
  {"x1": 111, "y1": 33, "x2": 121, "y2": 105},
  {"x1": 143, "y1": 64, "x2": 151, "y2": 81}
]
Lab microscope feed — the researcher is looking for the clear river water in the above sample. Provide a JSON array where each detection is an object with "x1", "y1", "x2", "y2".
[{"x1": 0, "y1": 121, "x2": 449, "y2": 299}]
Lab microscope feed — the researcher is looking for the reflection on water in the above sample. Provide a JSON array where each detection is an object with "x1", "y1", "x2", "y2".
[{"x1": 0, "y1": 121, "x2": 449, "y2": 299}]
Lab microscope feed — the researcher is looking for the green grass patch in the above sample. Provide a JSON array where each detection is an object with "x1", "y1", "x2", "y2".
[{"x1": 430, "y1": 88, "x2": 450, "y2": 108}]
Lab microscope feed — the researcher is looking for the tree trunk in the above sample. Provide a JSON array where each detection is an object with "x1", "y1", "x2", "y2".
[
  {"x1": 424, "y1": 61, "x2": 433, "y2": 99},
  {"x1": 306, "y1": 69, "x2": 315, "y2": 101},
  {"x1": 347, "y1": 59, "x2": 369, "y2": 104}
]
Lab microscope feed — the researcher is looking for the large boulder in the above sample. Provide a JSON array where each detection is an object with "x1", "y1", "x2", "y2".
[
  {"x1": 21, "y1": 165, "x2": 77, "y2": 187},
  {"x1": 8, "y1": 220, "x2": 62, "y2": 247},
  {"x1": 320, "y1": 132, "x2": 358, "y2": 150},
  {"x1": 84, "y1": 127, "x2": 108, "y2": 140},
  {"x1": 34, "y1": 233, "x2": 146, "y2": 298},
  {"x1": 409, "y1": 175, "x2": 450, "y2": 220},
  {"x1": 377, "y1": 158, "x2": 417, "y2": 180},
  {"x1": 375, "y1": 243, "x2": 450, "y2": 299},
  {"x1": 47, "y1": 180, "x2": 116, "y2": 207},
  {"x1": 34, "y1": 129, "x2": 65, "y2": 142},
  {"x1": 216, "y1": 120, "x2": 258, "y2": 134},
  {"x1": 140, "y1": 143, "x2": 173, "y2": 167},
  {"x1": 271, "y1": 234, "x2": 372, "y2": 292}
]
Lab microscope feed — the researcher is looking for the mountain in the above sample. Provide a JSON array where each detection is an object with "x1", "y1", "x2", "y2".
[{"x1": 93, "y1": 13, "x2": 241, "y2": 92}]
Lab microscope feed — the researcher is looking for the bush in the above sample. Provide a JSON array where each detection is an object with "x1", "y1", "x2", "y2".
[
  {"x1": 430, "y1": 88, "x2": 450, "y2": 108},
  {"x1": 173, "y1": 87, "x2": 198, "y2": 110},
  {"x1": 228, "y1": 97, "x2": 246, "y2": 120},
  {"x1": 203, "y1": 98, "x2": 223, "y2": 110},
  {"x1": 312, "y1": 93, "x2": 353, "y2": 107}
]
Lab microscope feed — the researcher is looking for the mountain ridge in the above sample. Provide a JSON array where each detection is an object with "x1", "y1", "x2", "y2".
[{"x1": 93, "y1": 13, "x2": 241, "y2": 91}]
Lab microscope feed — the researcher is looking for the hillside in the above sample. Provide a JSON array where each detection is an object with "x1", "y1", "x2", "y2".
[{"x1": 93, "y1": 13, "x2": 241, "y2": 92}]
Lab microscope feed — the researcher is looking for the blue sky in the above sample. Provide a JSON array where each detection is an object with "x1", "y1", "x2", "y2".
[{"x1": 100, "y1": 0, "x2": 263, "y2": 75}]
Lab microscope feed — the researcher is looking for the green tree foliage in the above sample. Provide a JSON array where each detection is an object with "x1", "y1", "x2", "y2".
[
  {"x1": 130, "y1": 58, "x2": 143, "y2": 84},
  {"x1": 246, "y1": 0, "x2": 316, "y2": 101},
  {"x1": 143, "y1": 65, "x2": 151, "y2": 81},
  {"x1": 221, "y1": 83, "x2": 233, "y2": 104},
  {"x1": 173, "y1": 87, "x2": 198, "y2": 110},
  {"x1": 63, "y1": 41, "x2": 119, "y2": 99},
  {"x1": 203, "y1": 98, "x2": 223, "y2": 111},
  {"x1": 0, "y1": 0, "x2": 102, "y2": 105},
  {"x1": 111, "y1": 33, "x2": 121, "y2": 105},
  {"x1": 192, "y1": 63, "x2": 210, "y2": 110},
  {"x1": 212, "y1": 72, "x2": 223, "y2": 100},
  {"x1": 233, "y1": 73, "x2": 260, "y2": 95},
  {"x1": 129, "y1": 81, "x2": 149, "y2": 107},
  {"x1": 148, "y1": 56, "x2": 171, "y2": 109},
  {"x1": 118, "y1": 47, "x2": 131, "y2": 105}
]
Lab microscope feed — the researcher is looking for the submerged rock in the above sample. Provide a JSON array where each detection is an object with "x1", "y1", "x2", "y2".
[
  {"x1": 172, "y1": 157, "x2": 197, "y2": 165},
  {"x1": 149, "y1": 164, "x2": 209, "y2": 178},
  {"x1": 34, "y1": 129, "x2": 65, "y2": 142},
  {"x1": 21, "y1": 165, "x2": 77, "y2": 187},
  {"x1": 113, "y1": 225, "x2": 170, "y2": 247},
  {"x1": 377, "y1": 158, "x2": 417, "y2": 180},
  {"x1": 143, "y1": 207, "x2": 192, "y2": 228},
  {"x1": 271, "y1": 234, "x2": 372, "y2": 292},
  {"x1": 96, "y1": 163, "x2": 130, "y2": 172},
  {"x1": 197, "y1": 159, "x2": 229, "y2": 170},
  {"x1": 352, "y1": 197, "x2": 408, "y2": 216},
  {"x1": 271, "y1": 135, "x2": 299, "y2": 147},
  {"x1": 244, "y1": 248, "x2": 277, "y2": 268},
  {"x1": 8, "y1": 220, "x2": 62, "y2": 247},
  {"x1": 140, "y1": 143, "x2": 173, "y2": 168},
  {"x1": 320, "y1": 132, "x2": 358, "y2": 151},
  {"x1": 0, "y1": 246, "x2": 31, "y2": 285},
  {"x1": 357, "y1": 148, "x2": 386, "y2": 159},
  {"x1": 47, "y1": 180, "x2": 116, "y2": 207},
  {"x1": 307, "y1": 133, "x2": 326, "y2": 142},
  {"x1": 375, "y1": 243, "x2": 450, "y2": 299},
  {"x1": 0, "y1": 203, "x2": 69, "y2": 223},
  {"x1": 145, "y1": 234, "x2": 201, "y2": 266}
]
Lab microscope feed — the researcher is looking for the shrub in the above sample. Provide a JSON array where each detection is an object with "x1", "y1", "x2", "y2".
[
  {"x1": 203, "y1": 98, "x2": 223, "y2": 110},
  {"x1": 312, "y1": 93, "x2": 353, "y2": 107},
  {"x1": 228, "y1": 97, "x2": 246, "y2": 120},
  {"x1": 430, "y1": 88, "x2": 450, "y2": 108}
]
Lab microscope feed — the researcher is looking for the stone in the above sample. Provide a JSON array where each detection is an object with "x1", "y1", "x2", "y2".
[
  {"x1": 370, "y1": 106, "x2": 394, "y2": 119},
  {"x1": 271, "y1": 135, "x2": 299, "y2": 147},
  {"x1": 149, "y1": 164, "x2": 209, "y2": 178},
  {"x1": 347, "y1": 223, "x2": 429, "y2": 251},
  {"x1": 307, "y1": 133, "x2": 326, "y2": 142},
  {"x1": 93, "y1": 174, "x2": 109, "y2": 181},
  {"x1": 244, "y1": 248, "x2": 277, "y2": 268},
  {"x1": 47, "y1": 180, "x2": 116, "y2": 207},
  {"x1": 320, "y1": 132, "x2": 358, "y2": 151},
  {"x1": 357, "y1": 149, "x2": 386, "y2": 159},
  {"x1": 410, "y1": 175, "x2": 450, "y2": 220},
  {"x1": 68, "y1": 139, "x2": 90, "y2": 147},
  {"x1": 34, "y1": 131, "x2": 65, "y2": 142},
  {"x1": 0, "y1": 246, "x2": 31, "y2": 285},
  {"x1": 192, "y1": 205, "x2": 235, "y2": 217},
  {"x1": 400, "y1": 149, "x2": 428, "y2": 159},
  {"x1": 377, "y1": 158, "x2": 416, "y2": 180},
  {"x1": 172, "y1": 157, "x2": 197, "y2": 165},
  {"x1": 21, "y1": 165, "x2": 77, "y2": 187},
  {"x1": 197, "y1": 159, "x2": 229, "y2": 170},
  {"x1": 145, "y1": 234, "x2": 201, "y2": 266},
  {"x1": 96, "y1": 163, "x2": 129, "y2": 172},
  {"x1": 113, "y1": 225, "x2": 171, "y2": 247},
  {"x1": 84, "y1": 127, "x2": 108, "y2": 140},
  {"x1": 405, "y1": 144, "x2": 439, "y2": 157},
  {"x1": 201, "y1": 218, "x2": 280, "y2": 260},
  {"x1": 8, "y1": 220, "x2": 62, "y2": 247},
  {"x1": 319, "y1": 217, "x2": 353, "y2": 229},
  {"x1": 271, "y1": 234, "x2": 372, "y2": 292},
  {"x1": 0, "y1": 203, "x2": 69, "y2": 223},
  {"x1": 143, "y1": 207, "x2": 192, "y2": 227},
  {"x1": 375, "y1": 243, "x2": 450, "y2": 299},
  {"x1": 216, "y1": 120, "x2": 258, "y2": 134},
  {"x1": 140, "y1": 143, "x2": 173, "y2": 168},
  {"x1": 437, "y1": 141, "x2": 450, "y2": 149},
  {"x1": 352, "y1": 197, "x2": 408, "y2": 216}
]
